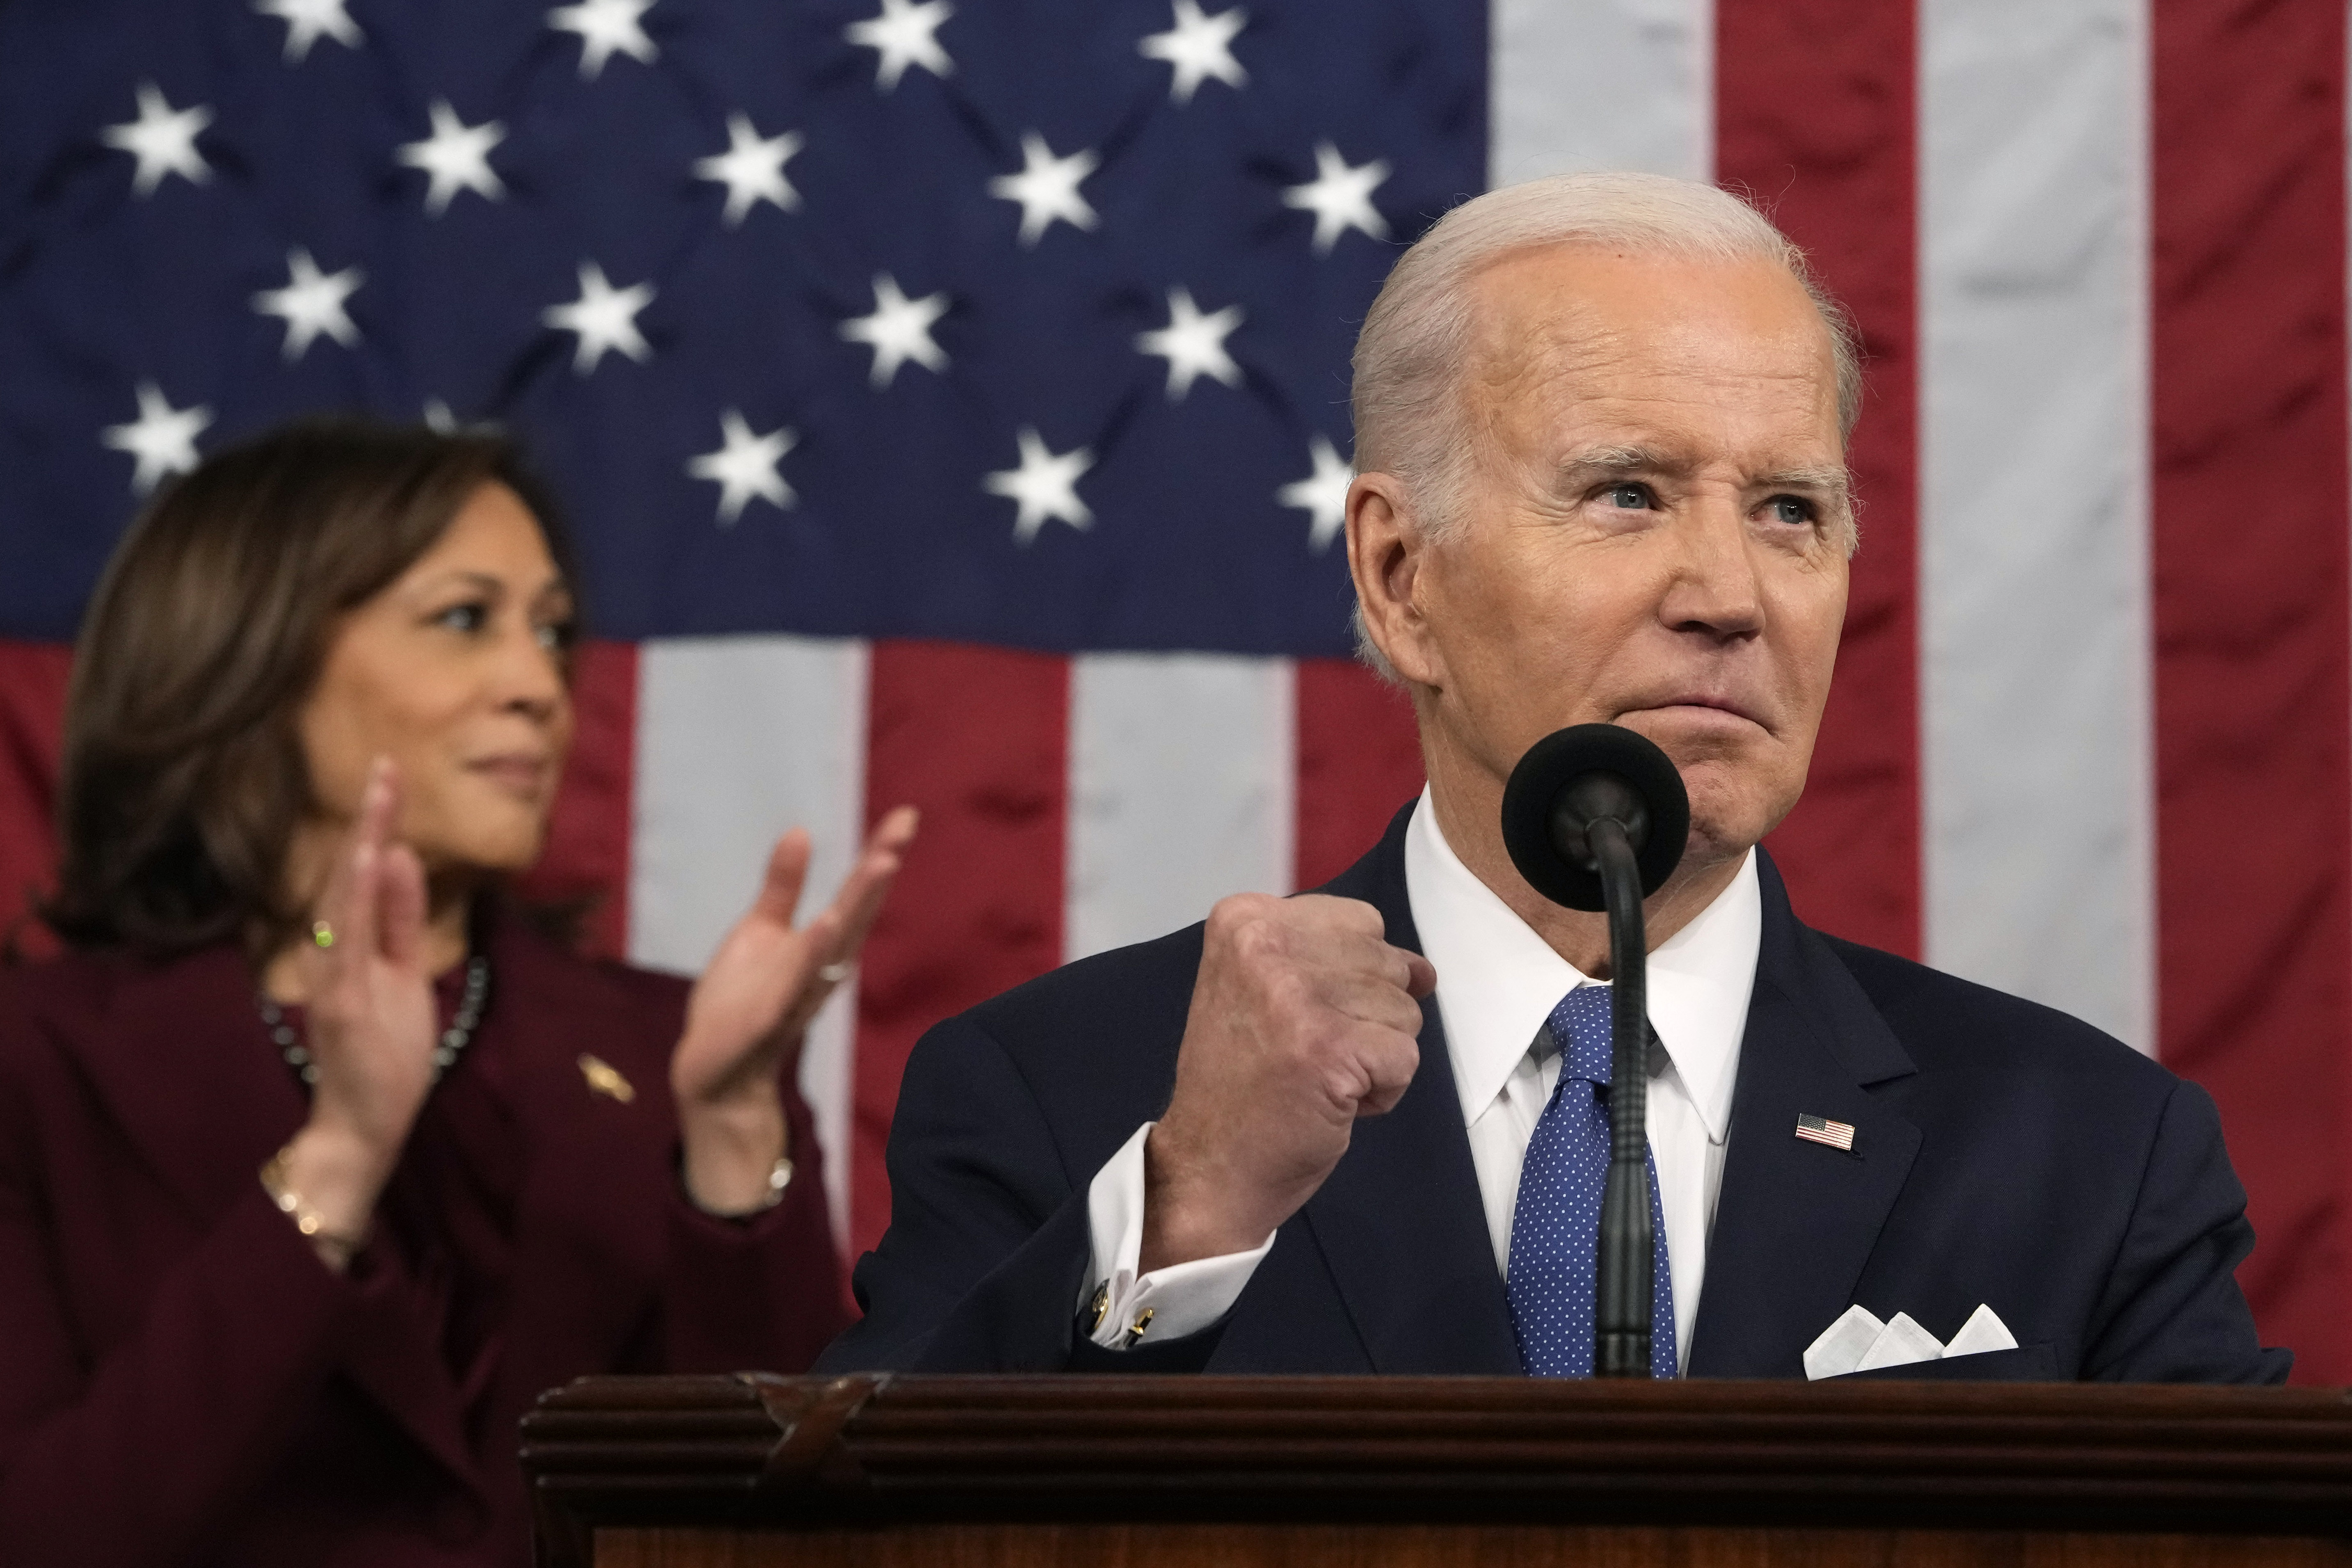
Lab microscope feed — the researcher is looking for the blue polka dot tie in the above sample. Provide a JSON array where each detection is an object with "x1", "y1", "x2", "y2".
[{"x1": 1505, "y1": 983, "x2": 1678, "y2": 1378}]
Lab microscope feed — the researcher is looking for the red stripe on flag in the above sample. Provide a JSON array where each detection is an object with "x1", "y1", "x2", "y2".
[
  {"x1": 1717, "y1": 0, "x2": 1922, "y2": 958},
  {"x1": 852, "y1": 639, "x2": 1069, "y2": 1259},
  {"x1": 2151, "y1": 1, "x2": 2350, "y2": 1382},
  {"x1": 1295, "y1": 656, "x2": 1423, "y2": 891},
  {"x1": 519, "y1": 638, "x2": 638, "y2": 962},
  {"x1": 0, "y1": 641, "x2": 72, "y2": 958}
]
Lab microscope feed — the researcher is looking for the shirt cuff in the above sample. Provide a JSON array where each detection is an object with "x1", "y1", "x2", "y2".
[{"x1": 1079, "y1": 1120, "x2": 1274, "y2": 1349}]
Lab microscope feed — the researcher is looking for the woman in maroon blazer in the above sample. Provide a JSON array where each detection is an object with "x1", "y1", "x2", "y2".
[{"x1": 0, "y1": 420, "x2": 916, "y2": 1566}]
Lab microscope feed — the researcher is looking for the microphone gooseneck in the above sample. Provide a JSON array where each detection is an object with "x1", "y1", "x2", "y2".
[{"x1": 1500, "y1": 724, "x2": 1690, "y2": 1378}]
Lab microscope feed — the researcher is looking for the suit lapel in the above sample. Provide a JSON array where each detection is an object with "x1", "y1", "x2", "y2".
[
  {"x1": 70, "y1": 947, "x2": 306, "y2": 1221},
  {"x1": 485, "y1": 917, "x2": 671, "y2": 1411},
  {"x1": 1300, "y1": 805, "x2": 1523, "y2": 1375},
  {"x1": 1687, "y1": 853, "x2": 1921, "y2": 1377},
  {"x1": 72, "y1": 946, "x2": 486, "y2": 1498}
]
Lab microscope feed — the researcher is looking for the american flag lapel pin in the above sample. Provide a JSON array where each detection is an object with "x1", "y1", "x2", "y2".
[{"x1": 1794, "y1": 1113, "x2": 1856, "y2": 1152}]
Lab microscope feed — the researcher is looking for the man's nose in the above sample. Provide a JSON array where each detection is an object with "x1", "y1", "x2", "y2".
[{"x1": 1661, "y1": 494, "x2": 1766, "y2": 638}]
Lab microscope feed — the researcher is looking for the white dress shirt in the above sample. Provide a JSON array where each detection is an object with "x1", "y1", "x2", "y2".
[{"x1": 1081, "y1": 790, "x2": 1761, "y2": 1370}]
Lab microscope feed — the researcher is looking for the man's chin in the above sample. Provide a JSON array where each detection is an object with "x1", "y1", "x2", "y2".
[{"x1": 1676, "y1": 774, "x2": 1790, "y2": 872}]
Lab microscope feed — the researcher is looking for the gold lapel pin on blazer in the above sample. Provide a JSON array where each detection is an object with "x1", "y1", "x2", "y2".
[{"x1": 578, "y1": 1054, "x2": 637, "y2": 1104}]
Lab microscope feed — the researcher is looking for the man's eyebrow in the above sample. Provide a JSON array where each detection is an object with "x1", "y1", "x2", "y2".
[
  {"x1": 1754, "y1": 465, "x2": 1851, "y2": 493},
  {"x1": 1554, "y1": 445, "x2": 1696, "y2": 482},
  {"x1": 1553, "y1": 450, "x2": 1851, "y2": 501}
]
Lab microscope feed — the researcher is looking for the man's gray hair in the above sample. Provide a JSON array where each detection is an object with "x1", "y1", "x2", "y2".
[{"x1": 1346, "y1": 171, "x2": 1863, "y2": 679}]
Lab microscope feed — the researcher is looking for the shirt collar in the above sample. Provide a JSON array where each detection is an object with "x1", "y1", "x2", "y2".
[{"x1": 1402, "y1": 787, "x2": 1758, "y2": 1145}]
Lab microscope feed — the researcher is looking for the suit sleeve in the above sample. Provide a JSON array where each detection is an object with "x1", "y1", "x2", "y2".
[
  {"x1": 811, "y1": 1009, "x2": 1222, "y2": 1373},
  {"x1": 644, "y1": 1083, "x2": 852, "y2": 1375},
  {"x1": 815, "y1": 1012, "x2": 1096, "y2": 1371},
  {"x1": 0, "y1": 1159, "x2": 355, "y2": 1568},
  {"x1": 2082, "y1": 1078, "x2": 2293, "y2": 1384}
]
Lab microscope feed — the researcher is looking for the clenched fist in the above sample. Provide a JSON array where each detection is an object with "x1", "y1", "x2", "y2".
[{"x1": 1143, "y1": 892, "x2": 1438, "y2": 1271}]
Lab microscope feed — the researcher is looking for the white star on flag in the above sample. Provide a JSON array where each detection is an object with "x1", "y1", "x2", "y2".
[
  {"x1": 1277, "y1": 434, "x2": 1354, "y2": 551},
  {"x1": 1283, "y1": 141, "x2": 1392, "y2": 254},
  {"x1": 990, "y1": 133, "x2": 1099, "y2": 248},
  {"x1": 1136, "y1": 286, "x2": 1244, "y2": 400},
  {"x1": 102, "y1": 382, "x2": 213, "y2": 495},
  {"x1": 398, "y1": 101, "x2": 507, "y2": 216},
  {"x1": 1138, "y1": 0, "x2": 1247, "y2": 105},
  {"x1": 101, "y1": 83, "x2": 213, "y2": 198},
  {"x1": 846, "y1": 0, "x2": 953, "y2": 91},
  {"x1": 252, "y1": 248, "x2": 363, "y2": 360},
  {"x1": 548, "y1": 0, "x2": 657, "y2": 80},
  {"x1": 840, "y1": 274, "x2": 949, "y2": 389},
  {"x1": 984, "y1": 427, "x2": 1094, "y2": 543},
  {"x1": 695, "y1": 113, "x2": 803, "y2": 226},
  {"x1": 686, "y1": 409, "x2": 798, "y2": 523},
  {"x1": 542, "y1": 262, "x2": 656, "y2": 374},
  {"x1": 254, "y1": 0, "x2": 362, "y2": 63}
]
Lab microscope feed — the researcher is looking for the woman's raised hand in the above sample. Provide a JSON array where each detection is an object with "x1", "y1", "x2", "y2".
[
  {"x1": 670, "y1": 807, "x2": 918, "y2": 1212},
  {"x1": 273, "y1": 757, "x2": 436, "y2": 1266}
]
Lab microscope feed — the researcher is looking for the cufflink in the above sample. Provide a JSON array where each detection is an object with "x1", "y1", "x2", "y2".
[
  {"x1": 1122, "y1": 1307, "x2": 1155, "y2": 1347},
  {"x1": 1088, "y1": 1283, "x2": 1110, "y2": 1335}
]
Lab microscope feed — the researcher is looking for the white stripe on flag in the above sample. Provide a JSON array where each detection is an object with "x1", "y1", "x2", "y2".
[
  {"x1": 1919, "y1": 0, "x2": 2154, "y2": 1050},
  {"x1": 1490, "y1": 0, "x2": 1714, "y2": 184},
  {"x1": 629, "y1": 634, "x2": 871, "y2": 1241},
  {"x1": 1065, "y1": 653, "x2": 1295, "y2": 962}
]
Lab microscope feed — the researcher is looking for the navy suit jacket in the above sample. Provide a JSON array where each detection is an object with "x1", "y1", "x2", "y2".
[{"x1": 821, "y1": 804, "x2": 2289, "y2": 1382}]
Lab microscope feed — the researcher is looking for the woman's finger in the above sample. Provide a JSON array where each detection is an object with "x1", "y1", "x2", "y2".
[
  {"x1": 362, "y1": 757, "x2": 426, "y2": 971},
  {"x1": 751, "y1": 828, "x2": 814, "y2": 927},
  {"x1": 813, "y1": 805, "x2": 919, "y2": 965},
  {"x1": 377, "y1": 842, "x2": 428, "y2": 973},
  {"x1": 307, "y1": 759, "x2": 387, "y2": 956},
  {"x1": 331, "y1": 758, "x2": 397, "y2": 967},
  {"x1": 357, "y1": 754, "x2": 400, "y2": 853}
]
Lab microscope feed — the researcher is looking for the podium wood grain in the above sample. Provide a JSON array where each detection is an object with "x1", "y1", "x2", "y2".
[{"x1": 521, "y1": 1375, "x2": 2352, "y2": 1568}]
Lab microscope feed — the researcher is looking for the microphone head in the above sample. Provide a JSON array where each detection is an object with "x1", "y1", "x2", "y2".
[{"x1": 1500, "y1": 724, "x2": 1691, "y2": 912}]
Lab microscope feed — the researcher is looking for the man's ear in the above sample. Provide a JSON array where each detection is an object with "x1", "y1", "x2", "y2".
[{"x1": 1345, "y1": 472, "x2": 1443, "y2": 688}]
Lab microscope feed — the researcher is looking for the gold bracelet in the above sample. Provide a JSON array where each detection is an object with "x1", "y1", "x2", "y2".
[{"x1": 258, "y1": 1146, "x2": 368, "y2": 1260}]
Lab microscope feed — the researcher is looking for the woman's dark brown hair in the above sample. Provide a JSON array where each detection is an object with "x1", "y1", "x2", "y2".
[{"x1": 45, "y1": 417, "x2": 574, "y2": 956}]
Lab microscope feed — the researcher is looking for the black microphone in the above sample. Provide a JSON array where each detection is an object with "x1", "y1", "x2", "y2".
[{"x1": 1499, "y1": 724, "x2": 1689, "y2": 1378}]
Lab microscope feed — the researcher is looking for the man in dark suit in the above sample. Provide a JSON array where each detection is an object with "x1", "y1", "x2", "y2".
[{"x1": 820, "y1": 171, "x2": 2289, "y2": 1383}]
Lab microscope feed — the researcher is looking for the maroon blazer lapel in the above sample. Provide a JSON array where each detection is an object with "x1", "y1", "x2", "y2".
[
  {"x1": 480, "y1": 916, "x2": 679, "y2": 1419},
  {"x1": 69, "y1": 946, "x2": 487, "y2": 1500},
  {"x1": 68, "y1": 948, "x2": 306, "y2": 1222}
]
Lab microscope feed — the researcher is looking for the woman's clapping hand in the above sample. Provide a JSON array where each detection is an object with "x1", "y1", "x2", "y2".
[
  {"x1": 272, "y1": 757, "x2": 437, "y2": 1267},
  {"x1": 670, "y1": 807, "x2": 919, "y2": 1214}
]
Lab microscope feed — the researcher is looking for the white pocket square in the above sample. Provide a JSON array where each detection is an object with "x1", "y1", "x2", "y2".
[{"x1": 1803, "y1": 1303, "x2": 2018, "y2": 1380}]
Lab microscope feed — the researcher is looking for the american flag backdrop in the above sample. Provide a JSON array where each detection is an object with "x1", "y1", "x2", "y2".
[{"x1": 0, "y1": 0, "x2": 2346, "y2": 1382}]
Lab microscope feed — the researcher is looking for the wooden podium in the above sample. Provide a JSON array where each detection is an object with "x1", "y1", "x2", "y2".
[{"x1": 522, "y1": 1374, "x2": 2352, "y2": 1567}]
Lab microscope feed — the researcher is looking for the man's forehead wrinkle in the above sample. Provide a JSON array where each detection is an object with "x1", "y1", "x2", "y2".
[{"x1": 1450, "y1": 252, "x2": 1848, "y2": 516}]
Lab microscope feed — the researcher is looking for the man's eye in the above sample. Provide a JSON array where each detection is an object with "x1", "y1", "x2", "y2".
[
  {"x1": 1767, "y1": 496, "x2": 1813, "y2": 526},
  {"x1": 432, "y1": 603, "x2": 489, "y2": 633},
  {"x1": 1605, "y1": 484, "x2": 1651, "y2": 510}
]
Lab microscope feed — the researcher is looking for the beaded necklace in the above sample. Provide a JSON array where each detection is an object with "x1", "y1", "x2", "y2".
[{"x1": 258, "y1": 955, "x2": 492, "y2": 1091}]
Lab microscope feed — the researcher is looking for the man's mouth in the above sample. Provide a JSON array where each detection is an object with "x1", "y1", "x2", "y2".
[{"x1": 1624, "y1": 694, "x2": 1769, "y2": 731}]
